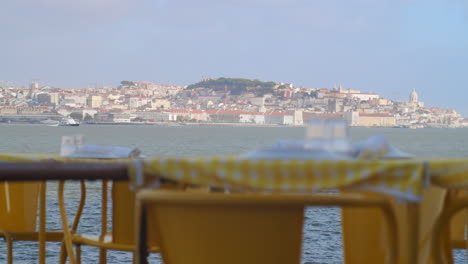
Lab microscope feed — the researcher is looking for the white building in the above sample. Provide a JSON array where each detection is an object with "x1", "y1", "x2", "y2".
[
  {"x1": 240, "y1": 112, "x2": 265, "y2": 124},
  {"x1": 349, "y1": 93, "x2": 380, "y2": 101},
  {"x1": 264, "y1": 112, "x2": 293, "y2": 125},
  {"x1": 87, "y1": 95, "x2": 103, "y2": 108}
]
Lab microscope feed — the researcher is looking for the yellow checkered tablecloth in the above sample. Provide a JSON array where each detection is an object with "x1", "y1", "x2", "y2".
[
  {"x1": 2, "y1": 154, "x2": 468, "y2": 202},
  {"x1": 144, "y1": 158, "x2": 426, "y2": 201}
]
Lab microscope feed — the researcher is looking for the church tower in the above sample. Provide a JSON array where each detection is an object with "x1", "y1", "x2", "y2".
[{"x1": 338, "y1": 84, "x2": 344, "y2": 93}]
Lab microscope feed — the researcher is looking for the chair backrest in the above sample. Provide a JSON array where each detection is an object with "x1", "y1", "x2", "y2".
[
  {"x1": 139, "y1": 191, "x2": 398, "y2": 264},
  {"x1": 343, "y1": 187, "x2": 445, "y2": 264},
  {"x1": 447, "y1": 190, "x2": 468, "y2": 249},
  {"x1": 112, "y1": 182, "x2": 183, "y2": 246},
  {"x1": 146, "y1": 192, "x2": 304, "y2": 264},
  {"x1": 0, "y1": 182, "x2": 40, "y2": 232},
  {"x1": 432, "y1": 197, "x2": 468, "y2": 264},
  {"x1": 112, "y1": 182, "x2": 136, "y2": 244}
]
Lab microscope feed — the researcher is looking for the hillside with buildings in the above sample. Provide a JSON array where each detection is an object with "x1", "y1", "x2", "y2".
[{"x1": 0, "y1": 79, "x2": 465, "y2": 128}]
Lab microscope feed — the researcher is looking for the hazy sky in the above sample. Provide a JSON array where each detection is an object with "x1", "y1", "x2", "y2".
[{"x1": 1, "y1": 0, "x2": 468, "y2": 115}]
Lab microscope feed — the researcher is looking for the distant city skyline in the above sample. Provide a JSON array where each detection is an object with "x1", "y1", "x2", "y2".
[
  {"x1": 0, "y1": 79, "x2": 454, "y2": 114},
  {"x1": 1, "y1": 0, "x2": 468, "y2": 115}
]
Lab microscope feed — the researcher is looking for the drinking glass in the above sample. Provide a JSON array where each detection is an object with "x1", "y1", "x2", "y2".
[{"x1": 304, "y1": 120, "x2": 326, "y2": 150}]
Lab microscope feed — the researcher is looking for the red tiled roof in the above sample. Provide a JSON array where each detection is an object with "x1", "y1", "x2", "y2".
[
  {"x1": 303, "y1": 112, "x2": 343, "y2": 116},
  {"x1": 264, "y1": 111, "x2": 290, "y2": 116},
  {"x1": 360, "y1": 113, "x2": 394, "y2": 117}
]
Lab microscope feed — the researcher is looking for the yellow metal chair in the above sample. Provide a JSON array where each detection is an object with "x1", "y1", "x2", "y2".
[
  {"x1": 446, "y1": 190, "x2": 468, "y2": 251},
  {"x1": 432, "y1": 196, "x2": 468, "y2": 264},
  {"x1": 59, "y1": 181, "x2": 161, "y2": 264},
  {"x1": 0, "y1": 182, "x2": 41, "y2": 263},
  {"x1": 342, "y1": 187, "x2": 448, "y2": 264},
  {"x1": 135, "y1": 191, "x2": 399, "y2": 264},
  {"x1": 0, "y1": 181, "x2": 78, "y2": 264}
]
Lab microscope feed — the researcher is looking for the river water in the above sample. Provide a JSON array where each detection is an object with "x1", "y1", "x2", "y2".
[{"x1": 0, "y1": 124, "x2": 467, "y2": 263}]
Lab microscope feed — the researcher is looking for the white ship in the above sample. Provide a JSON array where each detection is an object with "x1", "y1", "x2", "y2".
[
  {"x1": 59, "y1": 117, "x2": 80, "y2": 127},
  {"x1": 40, "y1": 119, "x2": 60, "y2": 126}
]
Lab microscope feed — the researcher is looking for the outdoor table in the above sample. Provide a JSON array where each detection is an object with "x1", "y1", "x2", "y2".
[
  {"x1": 137, "y1": 157, "x2": 468, "y2": 264},
  {"x1": 1, "y1": 154, "x2": 468, "y2": 263}
]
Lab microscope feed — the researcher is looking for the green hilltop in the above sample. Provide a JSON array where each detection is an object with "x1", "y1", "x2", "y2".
[{"x1": 186, "y1": 77, "x2": 277, "y2": 96}]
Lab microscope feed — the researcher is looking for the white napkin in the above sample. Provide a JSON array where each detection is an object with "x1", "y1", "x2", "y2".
[
  {"x1": 60, "y1": 135, "x2": 141, "y2": 158},
  {"x1": 239, "y1": 139, "x2": 347, "y2": 160},
  {"x1": 352, "y1": 135, "x2": 413, "y2": 159},
  {"x1": 63, "y1": 144, "x2": 141, "y2": 159},
  {"x1": 240, "y1": 135, "x2": 413, "y2": 161}
]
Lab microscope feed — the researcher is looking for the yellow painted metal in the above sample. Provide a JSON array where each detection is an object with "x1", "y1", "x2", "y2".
[
  {"x1": 0, "y1": 182, "x2": 40, "y2": 263},
  {"x1": 58, "y1": 181, "x2": 77, "y2": 264},
  {"x1": 59, "y1": 180, "x2": 86, "y2": 264},
  {"x1": 4, "y1": 232, "x2": 12, "y2": 264},
  {"x1": 5, "y1": 231, "x2": 63, "y2": 241},
  {"x1": 112, "y1": 181, "x2": 159, "y2": 248},
  {"x1": 1, "y1": 180, "x2": 85, "y2": 264},
  {"x1": 112, "y1": 181, "x2": 137, "y2": 245},
  {"x1": 71, "y1": 234, "x2": 159, "y2": 251},
  {"x1": 63, "y1": 181, "x2": 161, "y2": 264},
  {"x1": 342, "y1": 187, "x2": 446, "y2": 264},
  {"x1": 432, "y1": 198, "x2": 468, "y2": 263},
  {"x1": 446, "y1": 189, "x2": 468, "y2": 264},
  {"x1": 99, "y1": 180, "x2": 108, "y2": 264},
  {"x1": 39, "y1": 182, "x2": 46, "y2": 264},
  {"x1": 76, "y1": 244, "x2": 81, "y2": 264},
  {"x1": 407, "y1": 202, "x2": 421, "y2": 264},
  {"x1": 0, "y1": 182, "x2": 40, "y2": 231},
  {"x1": 136, "y1": 191, "x2": 398, "y2": 264}
]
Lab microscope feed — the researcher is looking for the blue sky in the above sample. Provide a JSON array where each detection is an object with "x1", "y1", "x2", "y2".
[{"x1": 1, "y1": 0, "x2": 468, "y2": 115}]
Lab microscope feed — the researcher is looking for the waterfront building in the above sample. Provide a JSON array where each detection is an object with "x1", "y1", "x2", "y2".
[
  {"x1": 87, "y1": 95, "x2": 103, "y2": 108},
  {"x1": 291, "y1": 110, "x2": 304, "y2": 125},
  {"x1": 112, "y1": 112, "x2": 132, "y2": 123},
  {"x1": 134, "y1": 111, "x2": 176, "y2": 122},
  {"x1": 0, "y1": 106, "x2": 17, "y2": 115},
  {"x1": 303, "y1": 112, "x2": 345, "y2": 123},
  {"x1": 240, "y1": 112, "x2": 265, "y2": 124},
  {"x1": 207, "y1": 110, "x2": 243, "y2": 123},
  {"x1": 17, "y1": 106, "x2": 50, "y2": 115},
  {"x1": 264, "y1": 112, "x2": 294, "y2": 125},
  {"x1": 345, "y1": 112, "x2": 396, "y2": 127}
]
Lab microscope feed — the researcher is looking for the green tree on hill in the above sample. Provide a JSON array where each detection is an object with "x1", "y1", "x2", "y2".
[
  {"x1": 120, "y1": 80, "x2": 136, "y2": 87},
  {"x1": 186, "y1": 77, "x2": 277, "y2": 96}
]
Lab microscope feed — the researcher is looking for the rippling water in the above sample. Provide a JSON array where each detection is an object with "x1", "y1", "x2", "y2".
[{"x1": 0, "y1": 124, "x2": 467, "y2": 263}]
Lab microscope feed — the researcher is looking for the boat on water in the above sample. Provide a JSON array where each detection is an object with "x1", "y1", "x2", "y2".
[
  {"x1": 59, "y1": 117, "x2": 80, "y2": 126},
  {"x1": 40, "y1": 119, "x2": 60, "y2": 126}
]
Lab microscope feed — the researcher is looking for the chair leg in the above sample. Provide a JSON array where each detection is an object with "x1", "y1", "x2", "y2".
[
  {"x1": 59, "y1": 181, "x2": 77, "y2": 264},
  {"x1": 99, "y1": 248, "x2": 107, "y2": 264},
  {"x1": 136, "y1": 204, "x2": 149, "y2": 264},
  {"x1": 4, "y1": 233, "x2": 13, "y2": 264},
  {"x1": 99, "y1": 180, "x2": 108, "y2": 264},
  {"x1": 59, "y1": 243, "x2": 67, "y2": 264},
  {"x1": 76, "y1": 244, "x2": 82, "y2": 264}
]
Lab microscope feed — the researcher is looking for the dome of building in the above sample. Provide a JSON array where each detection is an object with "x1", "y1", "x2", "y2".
[{"x1": 409, "y1": 88, "x2": 418, "y2": 103}]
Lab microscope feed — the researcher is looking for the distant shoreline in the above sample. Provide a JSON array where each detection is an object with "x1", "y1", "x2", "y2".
[{"x1": 1, "y1": 121, "x2": 463, "y2": 129}]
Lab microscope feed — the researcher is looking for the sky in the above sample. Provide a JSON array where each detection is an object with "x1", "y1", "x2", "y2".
[{"x1": 1, "y1": 0, "x2": 468, "y2": 115}]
